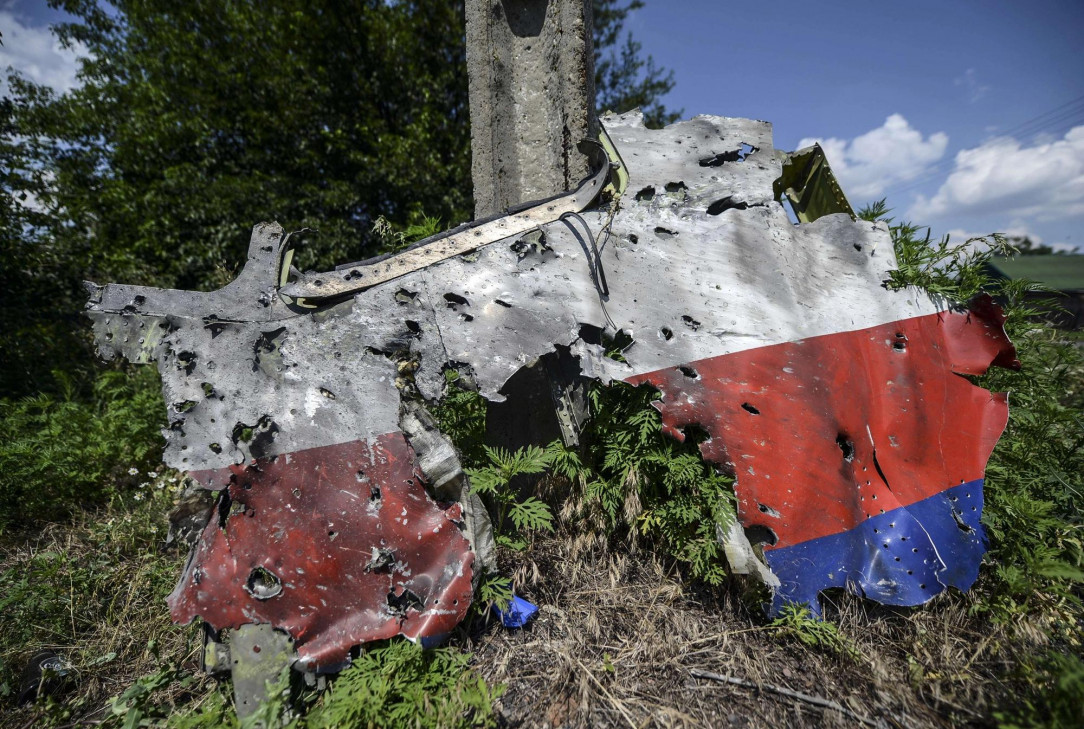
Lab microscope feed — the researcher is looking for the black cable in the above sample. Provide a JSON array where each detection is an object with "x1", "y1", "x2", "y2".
[
  {"x1": 559, "y1": 212, "x2": 618, "y2": 331},
  {"x1": 560, "y1": 211, "x2": 609, "y2": 296}
]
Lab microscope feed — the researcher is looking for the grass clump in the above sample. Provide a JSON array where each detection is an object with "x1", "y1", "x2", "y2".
[
  {"x1": 305, "y1": 641, "x2": 502, "y2": 729},
  {"x1": 769, "y1": 603, "x2": 862, "y2": 661},
  {"x1": 0, "y1": 471, "x2": 204, "y2": 726}
]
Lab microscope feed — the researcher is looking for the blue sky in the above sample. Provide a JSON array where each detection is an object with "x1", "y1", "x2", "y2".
[
  {"x1": 3, "y1": 0, "x2": 1083, "y2": 250},
  {"x1": 629, "y1": 0, "x2": 1084, "y2": 250}
]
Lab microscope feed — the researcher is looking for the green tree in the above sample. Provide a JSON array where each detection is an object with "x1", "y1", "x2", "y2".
[
  {"x1": 593, "y1": 0, "x2": 681, "y2": 127},
  {"x1": 0, "y1": 0, "x2": 678, "y2": 399}
]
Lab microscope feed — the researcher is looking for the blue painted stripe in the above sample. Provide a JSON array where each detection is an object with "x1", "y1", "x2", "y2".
[{"x1": 764, "y1": 480, "x2": 986, "y2": 615}]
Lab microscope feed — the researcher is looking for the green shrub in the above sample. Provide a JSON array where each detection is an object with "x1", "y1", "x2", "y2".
[
  {"x1": 860, "y1": 200, "x2": 1084, "y2": 614},
  {"x1": 304, "y1": 640, "x2": 501, "y2": 729},
  {"x1": 569, "y1": 381, "x2": 737, "y2": 585},
  {"x1": 0, "y1": 366, "x2": 165, "y2": 532}
]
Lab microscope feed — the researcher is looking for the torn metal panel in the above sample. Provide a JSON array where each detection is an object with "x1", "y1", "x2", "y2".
[
  {"x1": 628, "y1": 298, "x2": 1016, "y2": 611},
  {"x1": 168, "y1": 432, "x2": 474, "y2": 671},
  {"x1": 230, "y1": 624, "x2": 294, "y2": 721},
  {"x1": 773, "y1": 143, "x2": 856, "y2": 223},
  {"x1": 86, "y1": 109, "x2": 1016, "y2": 667}
]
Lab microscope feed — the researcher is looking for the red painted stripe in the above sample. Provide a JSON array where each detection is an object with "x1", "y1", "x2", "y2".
[
  {"x1": 168, "y1": 431, "x2": 474, "y2": 670},
  {"x1": 627, "y1": 299, "x2": 1015, "y2": 550}
]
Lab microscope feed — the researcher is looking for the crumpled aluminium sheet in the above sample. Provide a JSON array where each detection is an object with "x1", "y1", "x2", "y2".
[{"x1": 86, "y1": 111, "x2": 1015, "y2": 669}]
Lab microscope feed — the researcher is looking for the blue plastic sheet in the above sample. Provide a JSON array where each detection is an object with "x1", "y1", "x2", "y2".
[{"x1": 493, "y1": 595, "x2": 539, "y2": 628}]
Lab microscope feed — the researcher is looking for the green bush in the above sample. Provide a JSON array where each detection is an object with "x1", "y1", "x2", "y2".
[
  {"x1": 0, "y1": 366, "x2": 165, "y2": 532},
  {"x1": 304, "y1": 640, "x2": 501, "y2": 729},
  {"x1": 861, "y1": 200, "x2": 1084, "y2": 612}
]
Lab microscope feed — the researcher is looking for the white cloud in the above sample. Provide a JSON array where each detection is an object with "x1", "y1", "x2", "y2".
[
  {"x1": 0, "y1": 9, "x2": 86, "y2": 94},
  {"x1": 797, "y1": 114, "x2": 948, "y2": 200},
  {"x1": 909, "y1": 126, "x2": 1084, "y2": 222},
  {"x1": 954, "y1": 68, "x2": 990, "y2": 103},
  {"x1": 942, "y1": 224, "x2": 1079, "y2": 254}
]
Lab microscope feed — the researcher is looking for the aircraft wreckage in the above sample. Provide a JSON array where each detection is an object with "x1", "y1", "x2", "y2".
[{"x1": 86, "y1": 111, "x2": 1017, "y2": 681}]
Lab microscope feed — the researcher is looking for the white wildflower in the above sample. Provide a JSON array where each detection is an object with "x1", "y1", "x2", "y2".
[{"x1": 128, "y1": 467, "x2": 139, "y2": 476}]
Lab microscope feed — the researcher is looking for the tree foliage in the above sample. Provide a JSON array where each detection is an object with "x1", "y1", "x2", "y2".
[
  {"x1": 593, "y1": 0, "x2": 680, "y2": 127},
  {"x1": 1, "y1": 0, "x2": 677, "y2": 400}
]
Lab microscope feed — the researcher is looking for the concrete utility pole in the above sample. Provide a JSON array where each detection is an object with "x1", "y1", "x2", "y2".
[
  {"x1": 465, "y1": 0, "x2": 599, "y2": 448},
  {"x1": 466, "y1": 0, "x2": 598, "y2": 217}
]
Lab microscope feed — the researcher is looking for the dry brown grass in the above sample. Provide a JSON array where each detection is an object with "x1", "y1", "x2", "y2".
[
  {"x1": 0, "y1": 483, "x2": 214, "y2": 728},
  {"x1": 463, "y1": 522, "x2": 1066, "y2": 729},
  {"x1": 0, "y1": 482, "x2": 1075, "y2": 728}
]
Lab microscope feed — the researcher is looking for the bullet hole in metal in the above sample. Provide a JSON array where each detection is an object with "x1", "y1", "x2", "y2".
[
  {"x1": 628, "y1": 234, "x2": 639, "y2": 244},
  {"x1": 741, "y1": 402, "x2": 760, "y2": 415},
  {"x1": 443, "y1": 293, "x2": 469, "y2": 308},
  {"x1": 836, "y1": 434, "x2": 855, "y2": 462},
  {"x1": 699, "y1": 143, "x2": 756, "y2": 166},
  {"x1": 369, "y1": 485, "x2": 381, "y2": 502},
  {"x1": 216, "y1": 491, "x2": 232, "y2": 529},
  {"x1": 602, "y1": 329, "x2": 635, "y2": 361},
  {"x1": 245, "y1": 567, "x2": 283, "y2": 600},
  {"x1": 319, "y1": 387, "x2": 336, "y2": 400},
  {"x1": 203, "y1": 315, "x2": 229, "y2": 338},
  {"x1": 494, "y1": 299, "x2": 513, "y2": 308},
  {"x1": 509, "y1": 231, "x2": 551, "y2": 260},
  {"x1": 707, "y1": 196, "x2": 750, "y2": 216},
  {"x1": 405, "y1": 320, "x2": 422, "y2": 338},
  {"x1": 894, "y1": 333, "x2": 908, "y2": 351},
  {"x1": 744, "y1": 524, "x2": 778, "y2": 547},
  {"x1": 758, "y1": 503, "x2": 781, "y2": 518},
  {"x1": 176, "y1": 351, "x2": 197, "y2": 375},
  {"x1": 660, "y1": 327, "x2": 673, "y2": 340},
  {"x1": 252, "y1": 327, "x2": 287, "y2": 373},
  {"x1": 175, "y1": 400, "x2": 197, "y2": 413},
  {"x1": 682, "y1": 424, "x2": 711, "y2": 445},
  {"x1": 209, "y1": 443, "x2": 222, "y2": 454},
  {"x1": 952, "y1": 510, "x2": 974, "y2": 533},
  {"x1": 654, "y1": 226, "x2": 678, "y2": 237},
  {"x1": 122, "y1": 295, "x2": 146, "y2": 313},
  {"x1": 635, "y1": 186, "x2": 655, "y2": 202},
  {"x1": 386, "y1": 588, "x2": 424, "y2": 616},
  {"x1": 681, "y1": 314, "x2": 701, "y2": 330},
  {"x1": 678, "y1": 365, "x2": 699, "y2": 379},
  {"x1": 201, "y1": 382, "x2": 215, "y2": 397},
  {"x1": 699, "y1": 150, "x2": 741, "y2": 166},
  {"x1": 578, "y1": 323, "x2": 603, "y2": 346},
  {"x1": 394, "y1": 288, "x2": 417, "y2": 304}
]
